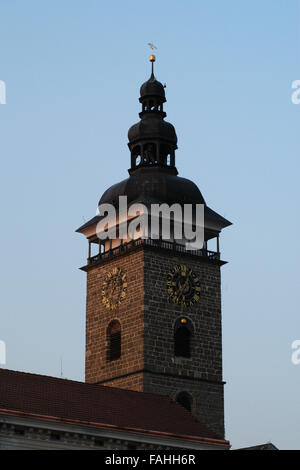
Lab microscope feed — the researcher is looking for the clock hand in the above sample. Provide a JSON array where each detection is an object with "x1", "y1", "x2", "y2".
[
  {"x1": 109, "y1": 279, "x2": 118, "y2": 298},
  {"x1": 177, "y1": 277, "x2": 189, "y2": 297},
  {"x1": 176, "y1": 269, "x2": 193, "y2": 298}
]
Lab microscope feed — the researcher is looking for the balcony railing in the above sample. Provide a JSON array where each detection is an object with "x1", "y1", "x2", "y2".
[{"x1": 88, "y1": 238, "x2": 220, "y2": 265}]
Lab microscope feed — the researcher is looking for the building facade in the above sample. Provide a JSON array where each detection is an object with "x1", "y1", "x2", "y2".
[{"x1": 0, "y1": 57, "x2": 233, "y2": 450}]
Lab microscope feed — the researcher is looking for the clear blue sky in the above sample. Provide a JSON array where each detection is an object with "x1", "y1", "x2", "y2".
[{"x1": 1, "y1": 0, "x2": 299, "y2": 450}]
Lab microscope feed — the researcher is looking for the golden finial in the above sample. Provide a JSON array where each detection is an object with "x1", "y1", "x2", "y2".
[
  {"x1": 148, "y1": 43, "x2": 157, "y2": 62},
  {"x1": 148, "y1": 43, "x2": 157, "y2": 75}
]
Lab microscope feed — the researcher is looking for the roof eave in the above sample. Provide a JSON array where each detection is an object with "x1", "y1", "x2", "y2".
[{"x1": 0, "y1": 408, "x2": 230, "y2": 449}]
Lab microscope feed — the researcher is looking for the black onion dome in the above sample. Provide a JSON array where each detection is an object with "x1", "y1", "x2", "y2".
[
  {"x1": 77, "y1": 62, "x2": 232, "y2": 237},
  {"x1": 99, "y1": 167, "x2": 206, "y2": 208},
  {"x1": 128, "y1": 117, "x2": 177, "y2": 145},
  {"x1": 140, "y1": 74, "x2": 166, "y2": 99}
]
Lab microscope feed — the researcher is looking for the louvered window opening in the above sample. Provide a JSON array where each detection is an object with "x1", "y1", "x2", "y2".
[
  {"x1": 174, "y1": 325, "x2": 191, "y2": 358},
  {"x1": 107, "y1": 321, "x2": 121, "y2": 362}
]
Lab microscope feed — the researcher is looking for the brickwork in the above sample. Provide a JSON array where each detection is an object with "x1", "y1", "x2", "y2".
[
  {"x1": 143, "y1": 249, "x2": 224, "y2": 438},
  {"x1": 84, "y1": 245, "x2": 225, "y2": 438},
  {"x1": 99, "y1": 372, "x2": 144, "y2": 392},
  {"x1": 143, "y1": 249, "x2": 223, "y2": 382},
  {"x1": 144, "y1": 373, "x2": 224, "y2": 438},
  {"x1": 85, "y1": 248, "x2": 145, "y2": 385}
]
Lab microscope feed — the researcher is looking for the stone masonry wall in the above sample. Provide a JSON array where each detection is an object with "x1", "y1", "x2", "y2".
[
  {"x1": 85, "y1": 248, "x2": 145, "y2": 387},
  {"x1": 143, "y1": 249, "x2": 225, "y2": 438},
  {"x1": 84, "y1": 246, "x2": 225, "y2": 438}
]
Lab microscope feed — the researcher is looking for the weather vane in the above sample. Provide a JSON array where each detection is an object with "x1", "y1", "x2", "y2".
[
  {"x1": 147, "y1": 43, "x2": 157, "y2": 71},
  {"x1": 148, "y1": 43, "x2": 157, "y2": 52}
]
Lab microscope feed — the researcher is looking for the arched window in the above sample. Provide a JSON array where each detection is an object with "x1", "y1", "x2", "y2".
[
  {"x1": 107, "y1": 320, "x2": 121, "y2": 361},
  {"x1": 176, "y1": 391, "x2": 192, "y2": 412},
  {"x1": 174, "y1": 317, "x2": 193, "y2": 358}
]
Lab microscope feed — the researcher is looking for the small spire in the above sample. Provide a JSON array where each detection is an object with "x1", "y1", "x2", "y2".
[
  {"x1": 149, "y1": 54, "x2": 156, "y2": 77},
  {"x1": 148, "y1": 43, "x2": 157, "y2": 78}
]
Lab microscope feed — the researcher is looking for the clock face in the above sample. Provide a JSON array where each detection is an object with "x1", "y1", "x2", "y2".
[
  {"x1": 166, "y1": 264, "x2": 201, "y2": 307},
  {"x1": 102, "y1": 267, "x2": 128, "y2": 310}
]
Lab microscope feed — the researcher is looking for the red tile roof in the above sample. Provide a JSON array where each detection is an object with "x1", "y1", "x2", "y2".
[{"x1": 0, "y1": 368, "x2": 228, "y2": 445}]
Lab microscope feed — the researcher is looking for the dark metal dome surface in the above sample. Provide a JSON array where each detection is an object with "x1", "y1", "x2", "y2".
[
  {"x1": 128, "y1": 116, "x2": 177, "y2": 145},
  {"x1": 140, "y1": 75, "x2": 165, "y2": 99},
  {"x1": 99, "y1": 167, "x2": 206, "y2": 208}
]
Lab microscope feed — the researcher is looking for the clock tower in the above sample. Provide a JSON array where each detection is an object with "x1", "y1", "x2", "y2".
[{"x1": 77, "y1": 56, "x2": 231, "y2": 439}]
